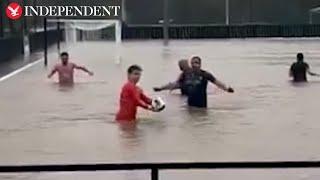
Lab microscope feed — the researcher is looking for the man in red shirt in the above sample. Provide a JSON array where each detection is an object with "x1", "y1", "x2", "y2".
[{"x1": 116, "y1": 65, "x2": 156, "y2": 121}]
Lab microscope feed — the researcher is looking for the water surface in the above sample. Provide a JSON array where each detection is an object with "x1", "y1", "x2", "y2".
[{"x1": 1, "y1": 39, "x2": 320, "y2": 179}]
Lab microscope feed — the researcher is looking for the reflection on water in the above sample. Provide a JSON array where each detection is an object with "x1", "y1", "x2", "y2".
[
  {"x1": 1, "y1": 39, "x2": 320, "y2": 179},
  {"x1": 57, "y1": 85, "x2": 74, "y2": 92},
  {"x1": 118, "y1": 121, "x2": 139, "y2": 138}
]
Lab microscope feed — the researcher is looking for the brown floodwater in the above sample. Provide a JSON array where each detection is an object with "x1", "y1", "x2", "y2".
[{"x1": 1, "y1": 39, "x2": 320, "y2": 179}]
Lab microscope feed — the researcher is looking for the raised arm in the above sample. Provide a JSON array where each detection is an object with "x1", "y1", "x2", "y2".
[
  {"x1": 47, "y1": 66, "x2": 57, "y2": 78},
  {"x1": 74, "y1": 64, "x2": 94, "y2": 76}
]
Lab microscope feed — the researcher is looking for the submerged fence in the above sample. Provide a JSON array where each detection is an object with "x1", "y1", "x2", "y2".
[
  {"x1": 0, "y1": 29, "x2": 61, "y2": 62},
  {"x1": 29, "y1": 29, "x2": 62, "y2": 53},
  {"x1": 122, "y1": 24, "x2": 320, "y2": 39},
  {"x1": 0, "y1": 36, "x2": 24, "y2": 62},
  {"x1": 1, "y1": 161, "x2": 320, "y2": 180}
]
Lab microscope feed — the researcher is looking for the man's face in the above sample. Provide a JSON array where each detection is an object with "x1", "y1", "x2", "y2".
[
  {"x1": 128, "y1": 70, "x2": 142, "y2": 83},
  {"x1": 61, "y1": 55, "x2": 69, "y2": 65},
  {"x1": 191, "y1": 58, "x2": 201, "y2": 71}
]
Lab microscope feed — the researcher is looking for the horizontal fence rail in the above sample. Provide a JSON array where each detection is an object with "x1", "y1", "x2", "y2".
[
  {"x1": 1, "y1": 161, "x2": 320, "y2": 180},
  {"x1": 122, "y1": 24, "x2": 320, "y2": 39},
  {"x1": 3, "y1": 161, "x2": 320, "y2": 172}
]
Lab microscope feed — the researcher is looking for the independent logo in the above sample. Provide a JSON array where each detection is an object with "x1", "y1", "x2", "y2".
[{"x1": 6, "y1": 2, "x2": 23, "y2": 20}]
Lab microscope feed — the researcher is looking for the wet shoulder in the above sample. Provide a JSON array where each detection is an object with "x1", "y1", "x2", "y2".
[
  {"x1": 200, "y1": 69, "x2": 209, "y2": 74},
  {"x1": 123, "y1": 82, "x2": 131, "y2": 88},
  {"x1": 122, "y1": 82, "x2": 136, "y2": 91},
  {"x1": 69, "y1": 62, "x2": 77, "y2": 68},
  {"x1": 54, "y1": 63, "x2": 62, "y2": 70},
  {"x1": 201, "y1": 70, "x2": 216, "y2": 81},
  {"x1": 120, "y1": 82, "x2": 132, "y2": 96},
  {"x1": 290, "y1": 62, "x2": 297, "y2": 69},
  {"x1": 293, "y1": 62, "x2": 309, "y2": 69},
  {"x1": 200, "y1": 69, "x2": 214, "y2": 77}
]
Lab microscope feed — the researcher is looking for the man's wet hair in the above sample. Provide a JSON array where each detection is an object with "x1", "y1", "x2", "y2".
[
  {"x1": 191, "y1": 56, "x2": 201, "y2": 63},
  {"x1": 127, "y1": 65, "x2": 142, "y2": 74},
  {"x1": 297, "y1": 53, "x2": 304, "y2": 61},
  {"x1": 178, "y1": 59, "x2": 189, "y2": 66},
  {"x1": 60, "y1": 52, "x2": 69, "y2": 57}
]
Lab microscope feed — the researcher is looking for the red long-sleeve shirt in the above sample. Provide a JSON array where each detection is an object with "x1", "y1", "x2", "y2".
[{"x1": 116, "y1": 81, "x2": 152, "y2": 121}]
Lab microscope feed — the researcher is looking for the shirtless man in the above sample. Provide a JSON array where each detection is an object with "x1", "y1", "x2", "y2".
[{"x1": 47, "y1": 52, "x2": 93, "y2": 85}]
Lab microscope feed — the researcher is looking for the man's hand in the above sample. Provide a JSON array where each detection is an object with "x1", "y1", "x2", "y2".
[
  {"x1": 147, "y1": 105, "x2": 159, "y2": 112},
  {"x1": 214, "y1": 79, "x2": 234, "y2": 93},
  {"x1": 227, "y1": 87, "x2": 234, "y2": 93},
  {"x1": 47, "y1": 68, "x2": 57, "y2": 79},
  {"x1": 88, "y1": 71, "x2": 94, "y2": 76},
  {"x1": 153, "y1": 87, "x2": 162, "y2": 92},
  {"x1": 309, "y1": 71, "x2": 320, "y2": 77}
]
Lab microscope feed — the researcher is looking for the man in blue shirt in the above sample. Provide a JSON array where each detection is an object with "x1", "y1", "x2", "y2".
[{"x1": 184, "y1": 56, "x2": 234, "y2": 108}]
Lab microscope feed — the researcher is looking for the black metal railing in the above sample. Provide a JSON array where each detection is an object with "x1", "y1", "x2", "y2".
[
  {"x1": 122, "y1": 24, "x2": 320, "y2": 39},
  {"x1": 1, "y1": 161, "x2": 320, "y2": 180},
  {"x1": 0, "y1": 36, "x2": 24, "y2": 62}
]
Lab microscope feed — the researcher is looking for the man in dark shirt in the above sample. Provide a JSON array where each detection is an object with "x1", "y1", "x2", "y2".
[
  {"x1": 289, "y1": 53, "x2": 319, "y2": 82},
  {"x1": 183, "y1": 56, "x2": 234, "y2": 108}
]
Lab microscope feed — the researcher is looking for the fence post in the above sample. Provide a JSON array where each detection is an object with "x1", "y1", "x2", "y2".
[
  {"x1": 57, "y1": 18, "x2": 61, "y2": 55},
  {"x1": 225, "y1": 0, "x2": 229, "y2": 25},
  {"x1": 0, "y1": 1, "x2": 3, "y2": 38},
  {"x1": 151, "y1": 168, "x2": 159, "y2": 180},
  {"x1": 163, "y1": 0, "x2": 169, "y2": 45},
  {"x1": 309, "y1": 12, "x2": 313, "y2": 24},
  {"x1": 44, "y1": 18, "x2": 48, "y2": 67}
]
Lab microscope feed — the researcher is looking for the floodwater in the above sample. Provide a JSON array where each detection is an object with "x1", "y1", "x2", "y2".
[{"x1": 1, "y1": 39, "x2": 320, "y2": 179}]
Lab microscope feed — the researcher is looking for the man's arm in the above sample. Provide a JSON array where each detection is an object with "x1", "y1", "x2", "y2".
[
  {"x1": 153, "y1": 82, "x2": 180, "y2": 92},
  {"x1": 206, "y1": 72, "x2": 234, "y2": 93},
  {"x1": 215, "y1": 79, "x2": 234, "y2": 92},
  {"x1": 307, "y1": 70, "x2": 319, "y2": 76},
  {"x1": 289, "y1": 64, "x2": 294, "y2": 77},
  {"x1": 128, "y1": 85, "x2": 154, "y2": 111},
  {"x1": 154, "y1": 73, "x2": 183, "y2": 92},
  {"x1": 307, "y1": 66, "x2": 320, "y2": 76},
  {"x1": 74, "y1": 64, "x2": 94, "y2": 76},
  {"x1": 47, "y1": 66, "x2": 57, "y2": 78},
  {"x1": 140, "y1": 91, "x2": 152, "y2": 105},
  {"x1": 140, "y1": 93, "x2": 162, "y2": 112}
]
